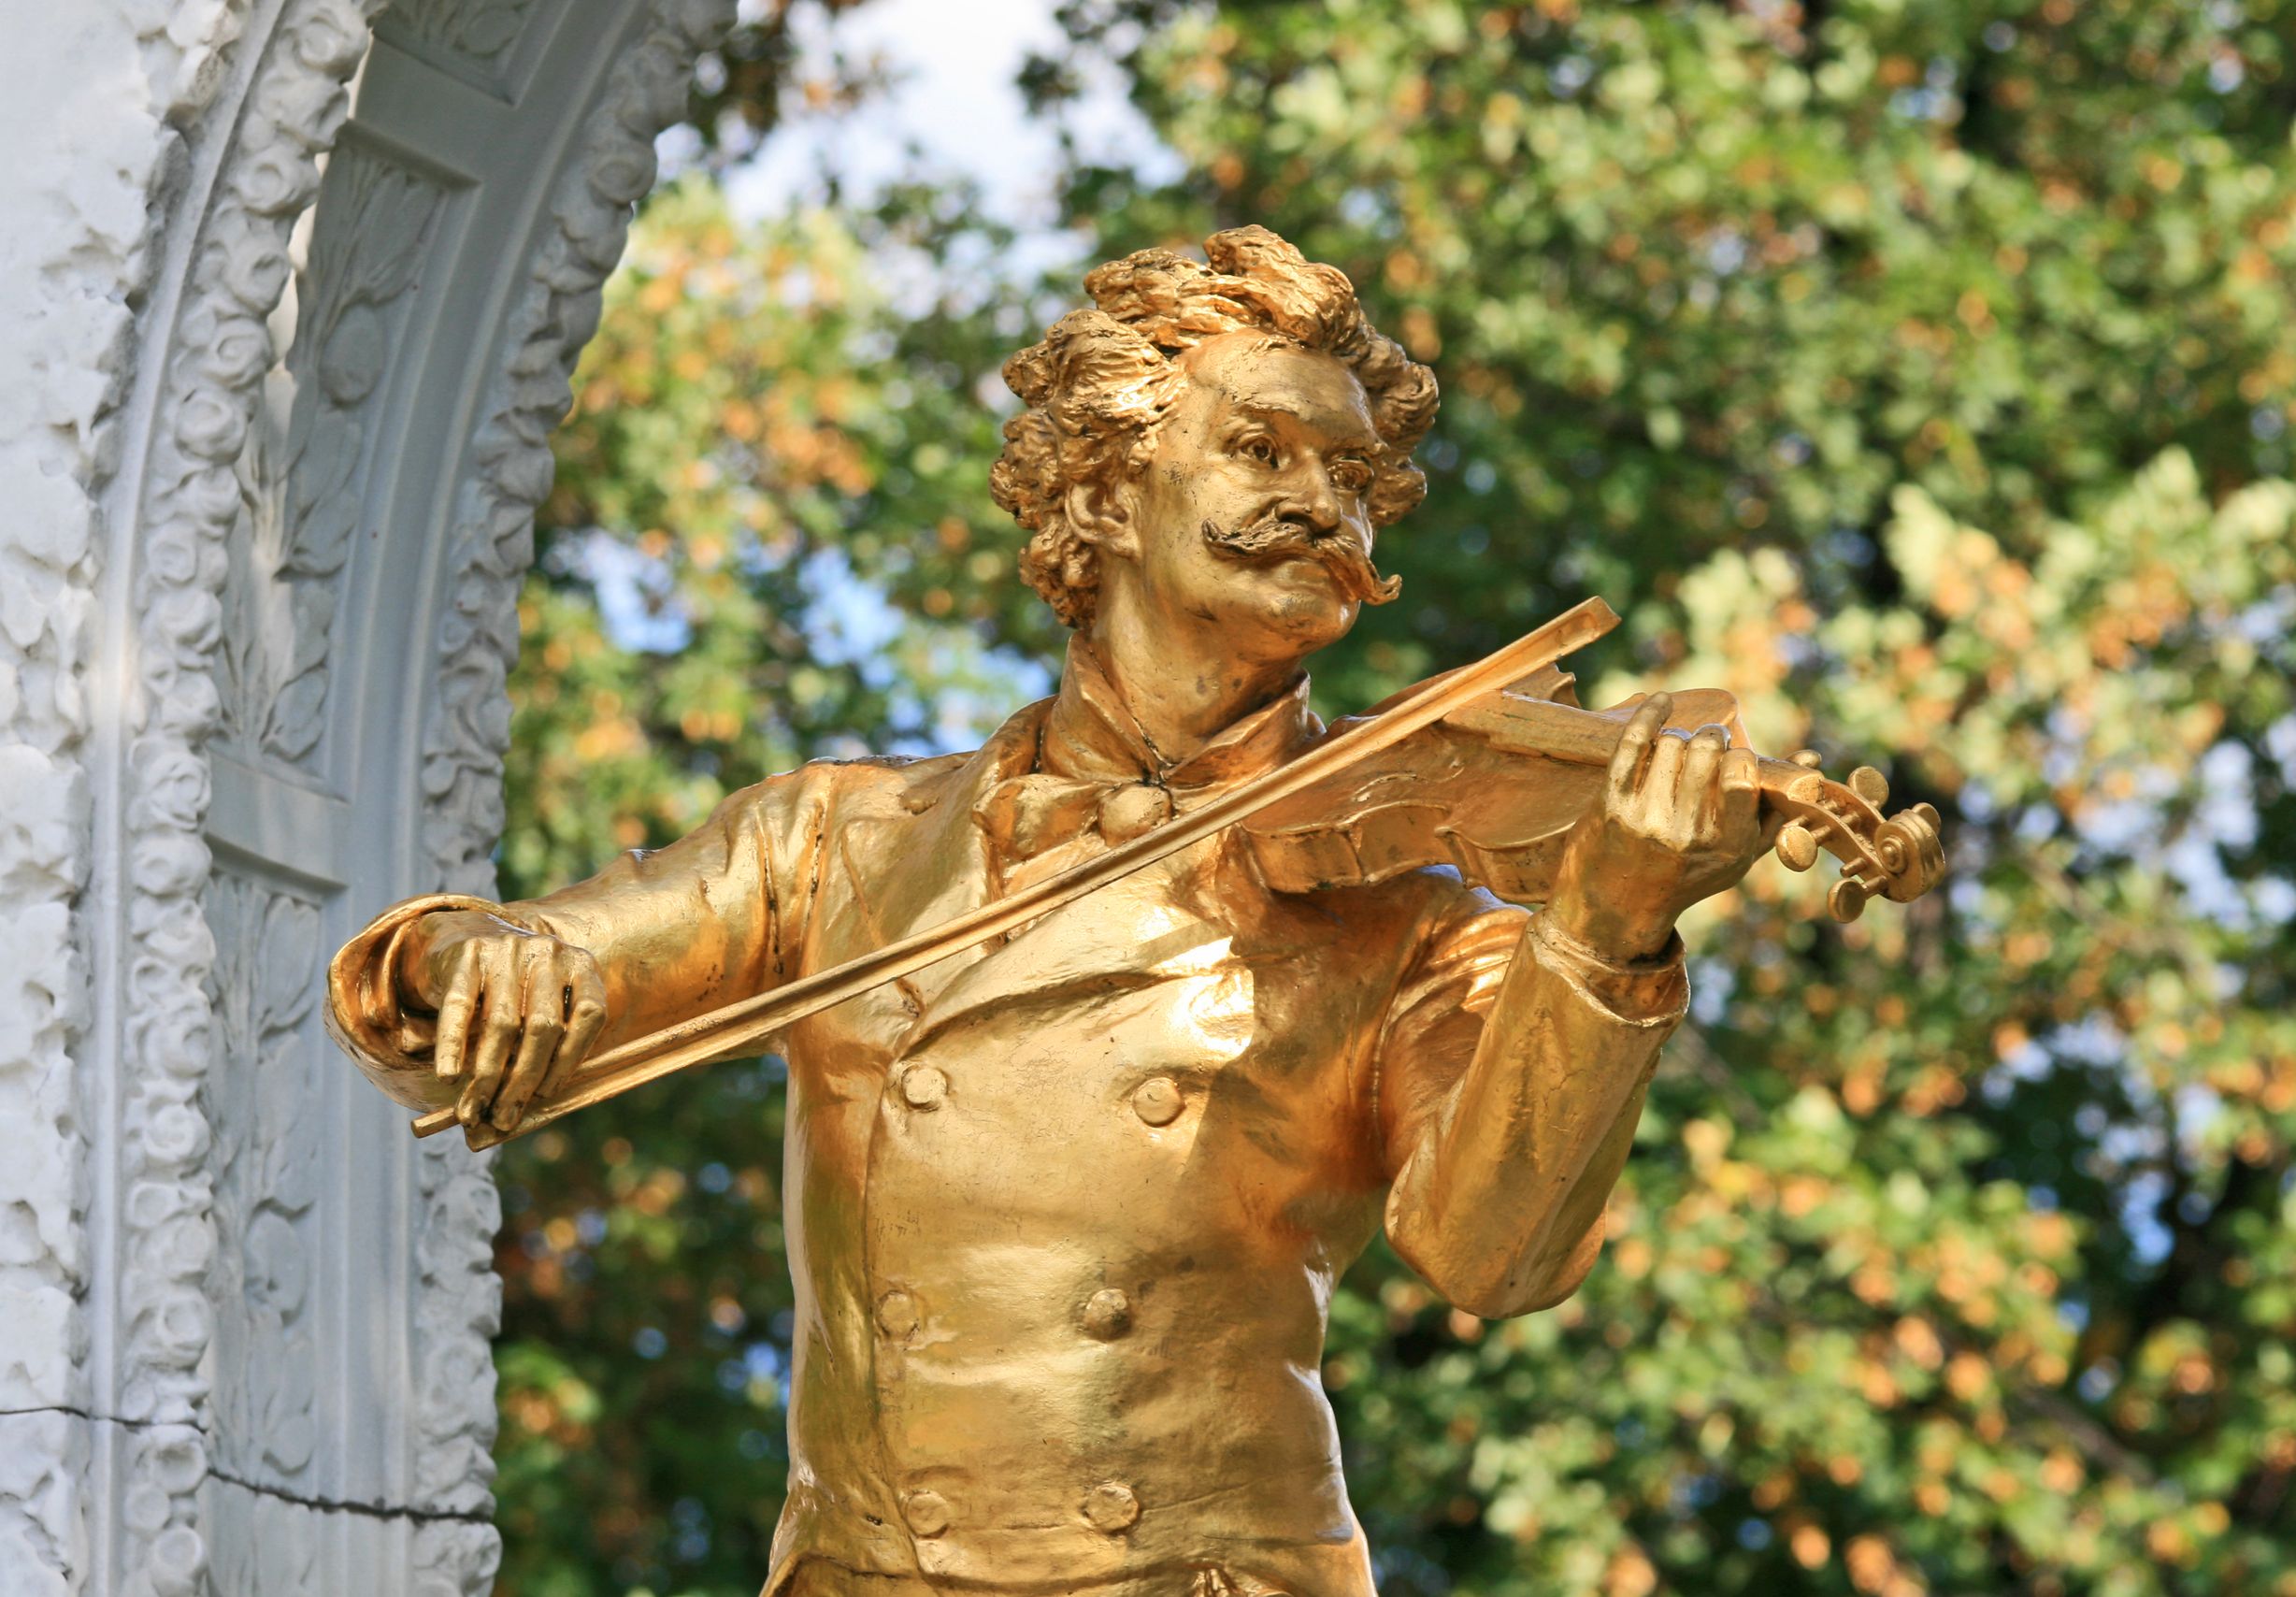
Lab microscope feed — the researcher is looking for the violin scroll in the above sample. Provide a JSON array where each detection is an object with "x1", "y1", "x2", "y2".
[{"x1": 1766, "y1": 758, "x2": 1946, "y2": 923}]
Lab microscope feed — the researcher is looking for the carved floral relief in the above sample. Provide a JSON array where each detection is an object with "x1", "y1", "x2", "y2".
[
  {"x1": 382, "y1": 0, "x2": 538, "y2": 81},
  {"x1": 201, "y1": 868, "x2": 323, "y2": 1488},
  {"x1": 207, "y1": 1493, "x2": 322, "y2": 1597},
  {"x1": 219, "y1": 144, "x2": 447, "y2": 772}
]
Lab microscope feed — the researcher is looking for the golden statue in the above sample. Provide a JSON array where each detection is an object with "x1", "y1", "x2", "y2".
[{"x1": 327, "y1": 227, "x2": 1942, "y2": 1597}]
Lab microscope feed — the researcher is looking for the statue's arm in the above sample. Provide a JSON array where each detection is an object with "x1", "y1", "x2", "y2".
[
  {"x1": 1375, "y1": 903, "x2": 1686, "y2": 1319},
  {"x1": 1377, "y1": 695, "x2": 1767, "y2": 1315},
  {"x1": 327, "y1": 765, "x2": 835, "y2": 1128}
]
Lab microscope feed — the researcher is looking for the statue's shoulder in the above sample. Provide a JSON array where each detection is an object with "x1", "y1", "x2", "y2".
[
  {"x1": 759, "y1": 696, "x2": 1052, "y2": 826},
  {"x1": 848, "y1": 696, "x2": 1054, "y2": 815},
  {"x1": 795, "y1": 747, "x2": 976, "y2": 813}
]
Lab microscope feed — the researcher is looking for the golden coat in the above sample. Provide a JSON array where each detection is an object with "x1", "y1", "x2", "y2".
[{"x1": 329, "y1": 662, "x2": 1686, "y2": 1596}]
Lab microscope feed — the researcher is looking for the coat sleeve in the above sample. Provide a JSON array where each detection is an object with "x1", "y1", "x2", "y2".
[
  {"x1": 1374, "y1": 895, "x2": 1687, "y2": 1317},
  {"x1": 324, "y1": 764, "x2": 839, "y2": 1112}
]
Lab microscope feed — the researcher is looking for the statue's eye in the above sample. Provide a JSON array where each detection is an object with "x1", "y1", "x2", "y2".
[
  {"x1": 1240, "y1": 436, "x2": 1280, "y2": 468},
  {"x1": 1332, "y1": 458, "x2": 1374, "y2": 494}
]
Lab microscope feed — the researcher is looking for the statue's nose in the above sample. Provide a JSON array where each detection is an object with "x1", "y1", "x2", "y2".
[{"x1": 1293, "y1": 469, "x2": 1344, "y2": 533}]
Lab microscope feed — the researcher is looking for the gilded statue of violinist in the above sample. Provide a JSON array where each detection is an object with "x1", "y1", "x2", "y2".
[{"x1": 326, "y1": 226, "x2": 1941, "y2": 1597}]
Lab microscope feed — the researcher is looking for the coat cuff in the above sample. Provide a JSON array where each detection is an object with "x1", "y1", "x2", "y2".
[
  {"x1": 1526, "y1": 913, "x2": 1689, "y2": 1031},
  {"x1": 323, "y1": 893, "x2": 520, "y2": 1112}
]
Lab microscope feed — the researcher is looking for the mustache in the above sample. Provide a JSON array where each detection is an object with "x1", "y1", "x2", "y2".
[{"x1": 1198, "y1": 515, "x2": 1402, "y2": 608}]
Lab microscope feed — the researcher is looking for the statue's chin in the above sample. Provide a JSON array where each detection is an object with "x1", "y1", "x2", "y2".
[{"x1": 1232, "y1": 571, "x2": 1356, "y2": 659}]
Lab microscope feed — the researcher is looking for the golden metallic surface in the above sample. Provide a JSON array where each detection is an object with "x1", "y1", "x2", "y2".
[
  {"x1": 1775, "y1": 821, "x2": 1820, "y2": 871},
  {"x1": 1098, "y1": 782, "x2": 1174, "y2": 842},
  {"x1": 1830, "y1": 878, "x2": 1871, "y2": 922},
  {"x1": 1129, "y1": 1076, "x2": 1184, "y2": 1127},
  {"x1": 326, "y1": 226, "x2": 1941, "y2": 1596},
  {"x1": 1080, "y1": 1288, "x2": 1135, "y2": 1341}
]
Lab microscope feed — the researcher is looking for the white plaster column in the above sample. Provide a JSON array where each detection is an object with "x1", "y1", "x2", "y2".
[
  {"x1": 0, "y1": 2, "x2": 733, "y2": 1591},
  {"x1": 1, "y1": 11, "x2": 255, "y2": 1589}
]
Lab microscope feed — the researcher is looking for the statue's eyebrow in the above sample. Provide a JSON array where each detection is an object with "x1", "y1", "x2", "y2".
[{"x1": 1233, "y1": 399, "x2": 1380, "y2": 451}]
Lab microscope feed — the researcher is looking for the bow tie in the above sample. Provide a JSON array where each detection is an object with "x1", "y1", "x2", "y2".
[{"x1": 978, "y1": 639, "x2": 1317, "y2": 869}]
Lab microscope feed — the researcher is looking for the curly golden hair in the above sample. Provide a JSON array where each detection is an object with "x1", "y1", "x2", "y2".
[{"x1": 988, "y1": 225, "x2": 1439, "y2": 629}]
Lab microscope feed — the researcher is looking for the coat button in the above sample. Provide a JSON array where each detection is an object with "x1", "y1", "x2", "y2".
[
  {"x1": 1082, "y1": 1480, "x2": 1140, "y2": 1533},
  {"x1": 1131, "y1": 1076, "x2": 1184, "y2": 1127},
  {"x1": 902, "y1": 1488, "x2": 952, "y2": 1537},
  {"x1": 1079, "y1": 1288, "x2": 1132, "y2": 1341},
  {"x1": 900, "y1": 1065, "x2": 948, "y2": 1110},
  {"x1": 1098, "y1": 783, "x2": 1173, "y2": 843},
  {"x1": 876, "y1": 1288, "x2": 919, "y2": 1340}
]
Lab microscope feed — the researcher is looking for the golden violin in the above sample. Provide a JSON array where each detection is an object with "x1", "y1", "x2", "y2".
[
  {"x1": 413, "y1": 597, "x2": 1943, "y2": 1149},
  {"x1": 1244, "y1": 670, "x2": 1944, "y2": 926}
]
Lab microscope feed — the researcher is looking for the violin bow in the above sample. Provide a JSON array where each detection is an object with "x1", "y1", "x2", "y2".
[{"x1": 413, "y1": 597, "x2": 1622, "y2": 1149}]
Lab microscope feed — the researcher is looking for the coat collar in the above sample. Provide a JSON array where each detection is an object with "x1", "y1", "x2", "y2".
[
  {"x1": 1039, "y1": 635, "x2": 1320, "y2": 794},
  {"x1": 834, "y1": 638, "x2": 1316, "y2": 1047}
]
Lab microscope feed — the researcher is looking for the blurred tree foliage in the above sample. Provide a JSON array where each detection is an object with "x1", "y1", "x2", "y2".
[{"x1": 492, "y1": 3, "x2": 2296, "y2": 1595}]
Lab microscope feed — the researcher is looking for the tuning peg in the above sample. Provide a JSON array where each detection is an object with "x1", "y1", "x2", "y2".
[
  {"x1": 1790, "y1": 748, "x2": 1824, "y2": 770},
  {"x1": 1828, "y1": 879, "x2": 1869, "y2": 923},
  {"x1": 1848, "y1": 766, "x2": 1888, "y2": 807},
  {"x1": 1774, "y1": 822, "x2": 1819, "y2": 871}
]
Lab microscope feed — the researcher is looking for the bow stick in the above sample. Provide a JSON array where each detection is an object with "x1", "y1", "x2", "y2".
[{"x1": 414, "y1": 597, "x2": 1621, "y2": 1149}]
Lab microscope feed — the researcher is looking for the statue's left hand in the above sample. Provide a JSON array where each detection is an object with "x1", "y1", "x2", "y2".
[
  {"x1": 397, "y1": 910, "x2": 610, "y2": 1133},
  {"x1": 1541, "y1": 694, "x2": 1769, "y2": 962}
]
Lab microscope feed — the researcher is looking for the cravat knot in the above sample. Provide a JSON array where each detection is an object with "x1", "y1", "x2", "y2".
[
  {"x1": 1098, "y1": 781, "x2": 1176, "y2": 842},
  {"x1": 975, "y1": 772, "x2": 1176, "y2": 859}
]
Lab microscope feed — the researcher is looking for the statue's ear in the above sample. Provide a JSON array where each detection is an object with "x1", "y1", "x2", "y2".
[{"x1": 1062, "y1": 475, "x2": 1141, "y2": 559}]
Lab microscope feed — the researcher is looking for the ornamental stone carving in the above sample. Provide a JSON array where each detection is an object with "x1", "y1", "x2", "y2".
[
  {"x1": 0, "y1": 0, "x2": 255, "y2": 1583},
  {"x1": 203, "y1": 870, "x2": 325, "y2": 1489},
  {"x1": 111, "y1": 6, "x2": 381, "y2": 1589},
  {"x1": 1, "y1": 0, "x2": 735, "y2": 1592},
  {"x1": 382, "y1": 0, "x2": 541, "y2": 84},
  {"x1": 220, "y1": 144, "x2": 450, "y2": 771},
  {"x1": 418, "y1": 0, "x2": 739, "y2": 900}
]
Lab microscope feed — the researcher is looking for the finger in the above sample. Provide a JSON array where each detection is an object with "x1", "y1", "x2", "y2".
[
  {"x1": 1640, "y1": 727, "x2": 1687, "y2": 827},
  {"x1": 1681, "y1": 725, "x2": 1729, "y2": 833},
  {"x1": 494, "y1": 960, "x2": 566, "y2": 1133},
  {"x1": 459, "y1": 950, "x2": 521, "y2": 1129},
  {"x1": 1719, "y1": 744, "x2": 1762, "y2": 844},
  {"x1": 543, "y1": 959, "x2": 610, "y2": 1102},
  {"x1": 1608, "y1": 693, "x2": 1672, "y2": 801},
  {"x1": 432, "y1": 948, "x2": 478, "y2": 1084}
]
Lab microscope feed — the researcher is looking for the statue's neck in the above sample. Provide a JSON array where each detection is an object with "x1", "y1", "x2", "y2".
[{"x1": 1082, "y1": 588, "x2": 1309, "y2": 770}]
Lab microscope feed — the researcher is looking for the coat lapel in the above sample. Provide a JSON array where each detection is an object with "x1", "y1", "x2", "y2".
[
  {"x1": 890, "y1": 859, "x2": 1244, "y2": 1058},
  {"x1": 824, "y1": 698, "x2": 1046, "y2": 1016},
  {"x1": 821, "y1": 667, "x2": 1302, "y2": 1058}
]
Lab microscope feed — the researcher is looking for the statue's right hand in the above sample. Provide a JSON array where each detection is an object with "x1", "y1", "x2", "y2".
[{"x1": 399, "y1": 911, "x2": 610, "y2": 1134}]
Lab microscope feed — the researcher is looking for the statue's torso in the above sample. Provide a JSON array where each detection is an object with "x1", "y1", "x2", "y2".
[{"x1": 764, "y1": 748, "x2": 1487, "y2": 1595}]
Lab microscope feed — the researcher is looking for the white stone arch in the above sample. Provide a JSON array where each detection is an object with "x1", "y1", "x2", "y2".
[{"x1": 0, "y1": 0, "x2": 733, "y2": 1590}]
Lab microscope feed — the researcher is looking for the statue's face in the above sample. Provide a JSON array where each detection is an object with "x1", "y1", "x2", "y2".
[{"x1": 1108, "y1": 329, "x2": 1385, "y2": 665}]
